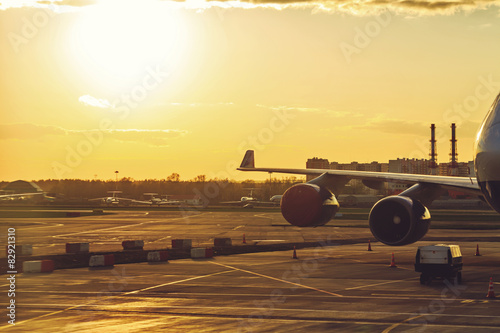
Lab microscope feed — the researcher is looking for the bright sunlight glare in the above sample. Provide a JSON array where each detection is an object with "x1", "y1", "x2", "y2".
[{"x1": 69, "y1": 0, "x2": 188, "y2": 92}]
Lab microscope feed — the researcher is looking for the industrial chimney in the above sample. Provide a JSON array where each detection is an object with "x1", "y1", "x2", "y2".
[
  {"x1": 429, "y1": 124, "x2": 438, "y2": 175},
  {"x1": 449, "y1": 123, "x2": 458, "y2": 176}
]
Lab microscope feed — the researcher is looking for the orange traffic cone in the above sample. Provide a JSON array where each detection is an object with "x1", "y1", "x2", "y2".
[
  {"x1": 368, "y1": 240, "x2": 372, "y2": 251},
  {"x1": 292, "y1": 246, "x2": 298, "y2": 259},
  {"x1": 243, "y1": 233, "x2": 246, "y2": 244},
  {"x1": 475, "y1": 244, "x2": 481, "y2": 256},
  {"x1": 389, "y1": 253, "x2": 397, "y2": 268},
  {"x1": 486, "y1": 277, "x2": 495, "y2": 298}
]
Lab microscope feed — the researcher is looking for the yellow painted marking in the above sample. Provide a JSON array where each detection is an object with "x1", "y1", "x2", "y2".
[
  {"x1": 0, "y1": 267, "x2": 234, "y2": 329},
  {"x1": 372, "y1": 293, "x2": 439, "y2": 298},
  {"x1": 345, "y1": 277, "x2": 417, "y2": 291},
  {"x1": 382, "y1": 314, "x2": 426, "y2": 333},
  {"x1": 209, "y1": 261, "x2": 343, "y2": 297},
  {"x1": 13, "y1": 222, "x2": 64, "y2": 231},
  {"x1": 53, "y1": 213, "x2": 205, "y2": 238},
  {"x1": 123, "y1": 269, "x2": 235, "y2": 295}
]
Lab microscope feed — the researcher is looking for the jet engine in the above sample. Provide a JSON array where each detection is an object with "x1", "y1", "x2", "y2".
[
  {"x1": 280, "y1": 183, "x2": 339, "y2": 227},
  {"x1": 369, "y1": 196, "x2": 431, "y2": 246}
]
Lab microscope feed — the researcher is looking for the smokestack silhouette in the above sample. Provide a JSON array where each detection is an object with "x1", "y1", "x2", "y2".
[
  {"x1": 449, "y1": 123, "x2": 458, "y2": 176},
  {"x1": 429, "y1": 124, "x2": 438, "y2": 175}
]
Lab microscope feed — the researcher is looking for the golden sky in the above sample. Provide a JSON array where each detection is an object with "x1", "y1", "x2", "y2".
[{"x1": 1, "y1": 0, "x2": 500, "y2": 181}]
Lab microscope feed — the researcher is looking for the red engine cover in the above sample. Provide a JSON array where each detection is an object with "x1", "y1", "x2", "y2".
[{"x1": 281, "y1": 184, "x2": 323, "y2": 227}]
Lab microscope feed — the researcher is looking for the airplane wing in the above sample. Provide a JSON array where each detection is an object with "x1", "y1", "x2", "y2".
[
  {"x1": 88, "y1": 197, "x2": 106, "y2": 201},
  {"x1": 88, "y1": 197, "x2": 133, "y2": 202},
  {"x1": 220, "y1": 201, "x2": 248, "y2": 206},
  {"x1": 237, "y1": 150, "x2": 487, "y2": 246},
  {"x1": 220, "y1": 200, "x2": 278, "y2": 206},
  {"x1": 115, "y1": 197, "x2": 134, "y2": 202},
  {"x1": 0, "y1": 192, "x2": 45, "y2": 199},
  {"x1": 237, "y1": 150, "x2": 482, "y2": 199},
  {"x1": 131, "y1": 200, "x2": 154, "y2": 205},
  {"x1": 131, "y1": 200, "x2": 165, "y2": 205},
  {"x1": 132, "y1": 199, "x2": 179, "y2": 205}
]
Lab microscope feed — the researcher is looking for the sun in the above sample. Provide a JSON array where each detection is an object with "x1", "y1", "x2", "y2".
[{"x1": 69, "y1": 0, "x2": 188, "y2": 93}]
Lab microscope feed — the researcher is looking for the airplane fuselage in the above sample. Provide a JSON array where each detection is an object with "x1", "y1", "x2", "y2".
[
  {"x1": 105, "y1": 197, "x2": 120, "y2": 205},
  {"x1": 474, "y1": 93, "x2": 500, "y2": 213}
]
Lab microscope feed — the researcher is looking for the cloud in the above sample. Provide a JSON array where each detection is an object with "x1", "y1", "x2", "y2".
[
  {"x1": 257, "y1": 104, "x2": 352, "y2": 117},
  {"x1": 0, "y1": 124, "x2": 187, "y2": 146},
  {"x1": 102, "y1": 129, "x2": 188, "y2": 146},
  {"x1": 354, "y1": 118, "x2": 481, "y2": 137},
  {"x1": 169, "y1": 102, "x2": 234, "y2": 107},
  {"x1": 2, "y1": 0, "x2": 499, "y2": 15},
  {"x1": 468, "y1": 22, "x2": 493, "y2": 30},
  {"x1": 0, "y1": 0, "x2": 87, "y2": 12},
  {"x1": 354, "y1": 118, "x2": 431, "y2": 135},
  {"x1": 0, "y1": 123, "x2": 67, "y2": 140},
  {"x1": 79, "y1": 95, "x2": 114, "y2": 109}
]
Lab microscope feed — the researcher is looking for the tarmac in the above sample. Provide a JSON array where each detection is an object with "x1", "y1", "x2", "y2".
[{"x1": 1, "y1": 209, "x2": 500, "y2": 332}]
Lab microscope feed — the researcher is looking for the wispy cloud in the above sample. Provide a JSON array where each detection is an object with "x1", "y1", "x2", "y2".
[
  {"x1": 468, "y1": 23, "x2": 493, "y2": 30},
  {"x1": 79, "y1": 95, "x2": 114, "y2": 109},
  {"x1": 169, "y1": 102, "x2": 234, "y2": 107},
  {"x1": 0, "y1": 0, "x2": 85, "y2": 12},
  {"x1": 2, "y1": 0, "x2": 499, "y2": 15},
  {"x1": 0, "y1": 123, "x2": 67, "y2": 140},
  {"x1": 0, "y1": 124, "x2": 188, "y2": 146},
  {"x1": 257, "y1": 104, "x2": 353, "y2": 117},
  {"x1": 353, "y1": 118, "x2": 481, "y2": 137},
  {"x1": 354, "y1": 118, "x2": 430, "y2": 135},
  {"x1": 103, "y1": 129, "x2": 188, "y2": 146}
]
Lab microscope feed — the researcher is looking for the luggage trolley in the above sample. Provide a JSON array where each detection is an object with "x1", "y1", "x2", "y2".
[{"x1": 415, "y1": 244, "x2": 463, "y2": 285}]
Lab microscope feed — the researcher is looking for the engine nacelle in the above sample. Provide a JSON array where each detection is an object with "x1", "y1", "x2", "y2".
[
  {"x1": 369, "y1": 196, "x2": 431, "y2": 246},
  {"x1": 280, "y1": 183, "x2": 339, "y2": 227}
]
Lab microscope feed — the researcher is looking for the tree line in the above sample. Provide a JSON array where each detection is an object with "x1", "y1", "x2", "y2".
[{"x1": 0, "y1": 174, "x2": 306, "y2": 204}]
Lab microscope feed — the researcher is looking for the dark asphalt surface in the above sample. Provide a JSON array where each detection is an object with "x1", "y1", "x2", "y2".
[{"x1": 1, "y1": 209, "x2": 499, "y2": 332}]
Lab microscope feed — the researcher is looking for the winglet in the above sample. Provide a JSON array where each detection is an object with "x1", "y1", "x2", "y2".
[{"x1": 240, "y1": 150, "x2": 255, "y2": 169}]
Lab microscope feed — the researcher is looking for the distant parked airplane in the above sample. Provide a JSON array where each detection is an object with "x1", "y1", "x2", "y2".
[
  {"x1": 88, "y1": 191, "x2": 133, "y2": 206},
  {"x1": 222, "y1": 189, "x2": 281, "y2": 208},
  {"x1": 132, "y1": 193, "x2": 180, "y2": 206}
]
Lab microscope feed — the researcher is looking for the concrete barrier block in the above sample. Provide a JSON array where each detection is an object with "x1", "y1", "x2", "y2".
[
  {"x1": 89, "y1": 254, "x2": 114, "y2": 267},
  {"x1": 122, "y1": 240, "x2": 144, "y2": 250},
  {"x1": 104, "y1": 254, "x2": 114, "y2": 266},
  {"x1": 23, "y1": 260, "x2": 54, "y2": 273},
  {"x1": 172, "y1": 239, "x2": 192, "y2": 249},
  {"x1": 214, "y1": 238, "x2": 232, "y2": 247},
  {"x1": 191, "y1": 248, "x2": 214, "y2": 259},
  {"x1": 66, "y1": 243, "x2": 89, "y2": 253},
  {"x1": 7, "y1": 244, "x2": 33, "y2": 256},
  {"x1": 147, "y1": 250, "x2": 169, "y2": 262}
]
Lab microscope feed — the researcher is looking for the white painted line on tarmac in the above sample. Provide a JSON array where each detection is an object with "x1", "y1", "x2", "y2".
[
  {"x1": 210, "y1": 261, "x2": 343, "y2": 297},
  {"x1": 53, "y1": 213, "x2": 207, "y2": 238},
  {"x1": 9, "y1": 222, "x2": 64, "y2": 231},
  {"x1": 253, "y1": 213, "x2": 275, "y2": 220},
  {"x1": 344, "y1": 277, "x2": 418, "y2": 291},
  {"x1": 0, "y1": 263, "x2": 231, "y2": 330},
  {"x1": 372, "y1": 293, "x2": 444, "y2": 298},
  {"x1": 123, "y1": 269, "x2": 236, "y2": 295}
]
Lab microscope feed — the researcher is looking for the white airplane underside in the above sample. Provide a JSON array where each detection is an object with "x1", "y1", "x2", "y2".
[{"x1": 238, "y1": 92, "x2": 500, "y2": 246}]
